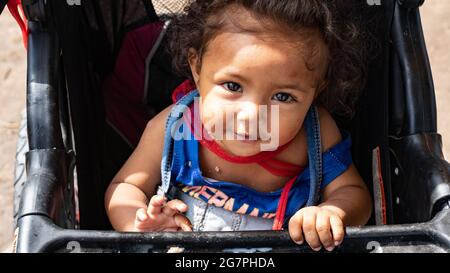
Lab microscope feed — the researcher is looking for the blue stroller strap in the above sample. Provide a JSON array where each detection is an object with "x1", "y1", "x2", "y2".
[
  {"x1": 160, "y1": 90, "x2": 199, "y2": 196},
  {"x1": 305, "y1": 105, "x2": 323, "y2": 206},
  {"x1": 280, "y1": 104, "x2": 322, "y2": 228}
]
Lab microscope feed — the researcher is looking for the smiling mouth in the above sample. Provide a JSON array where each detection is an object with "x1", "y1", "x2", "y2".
[{"x1": 233, "y1": 132, "x2": 259, "y2": 142}]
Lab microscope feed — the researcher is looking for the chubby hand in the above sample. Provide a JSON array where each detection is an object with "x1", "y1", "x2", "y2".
[
  {"x1": 288, "y1": 206, "x2": 345, "y2": 252},
  {"x1": 134, "y1": 195, "x2": 192, "y2": 232}
]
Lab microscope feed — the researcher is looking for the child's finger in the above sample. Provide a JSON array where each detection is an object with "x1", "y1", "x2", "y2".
[
  {"x1": 147, "y1": 195, "x2": 166, "y2": 215},
  {"x1": 288, "y1": 212, "x2": 304, "y2": 245},
  {"x1": 302, "y1": 211, "x2": 322, "y2": 251},
  {"x1": 330, "y1": 214, "x2": 345, "y2": 246},
  {"x1": 316, "y1": 212, "x2": 334, "y2": 251},
  {"x1": 164, "y1": 227, "x2": 179, "y2": 232},
  {"x1": 162, "y1": 199, "x2": 188, "y2": 217},
  {"x1": 136, "y1": 208, "x2": 149, "y2": 222},
  {"x1": 173, "y1": 214, "x2": 193, "y2": 231},
  {"x1": 134, "y1": 208, "x2": 152, "y2": 231}
]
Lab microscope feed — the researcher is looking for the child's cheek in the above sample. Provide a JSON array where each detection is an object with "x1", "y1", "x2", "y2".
[
  {"x1": 199, "y1": 96, "x2": 229, "y2": 138},
  {"x1": 278, "y1": 114, "x2": 305, "y2": 144},
  {"x1": 200, "y1": 95, "x2": 222, "y2": 119}
]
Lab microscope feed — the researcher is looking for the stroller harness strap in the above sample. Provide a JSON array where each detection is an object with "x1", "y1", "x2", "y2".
[{"x1": 160, "y1": 86, "x2": 325, "y2": 230}]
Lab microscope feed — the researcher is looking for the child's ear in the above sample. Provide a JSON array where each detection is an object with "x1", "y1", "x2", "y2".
[{"x1": 188, "y1": 48, "x2": 201, "y2": 86}]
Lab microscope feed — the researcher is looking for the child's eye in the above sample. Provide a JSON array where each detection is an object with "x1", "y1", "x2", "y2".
[
  {"x1": 223, "y1": 82, "x2": 243, "y2": 93},
  {"x1": 272, "y1": 92, "x2": 296, "y2": 103}
]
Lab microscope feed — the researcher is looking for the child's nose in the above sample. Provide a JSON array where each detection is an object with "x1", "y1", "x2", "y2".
[
  {"x1": 236, "y1": 111, "x2": 249, "y2": 135},
  {"x1": 236, "y1": 102, "x2": 259, "y2": 121},
  {"x1": 236, "y1": 102, "x2": 259, "y2": 134}
]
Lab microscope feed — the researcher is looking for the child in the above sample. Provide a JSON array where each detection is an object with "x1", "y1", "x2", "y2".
[{"x1": 105, "y1": 0, "x2": 372, "y2": 252}]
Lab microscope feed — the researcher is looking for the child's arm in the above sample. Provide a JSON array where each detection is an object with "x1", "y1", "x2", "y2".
[
  {"x1": 104, "y1": 105, "x2": 192, "y2": 232},
  {"x1": 289, "y1": 108, "x2": 372, "y2": 251}
]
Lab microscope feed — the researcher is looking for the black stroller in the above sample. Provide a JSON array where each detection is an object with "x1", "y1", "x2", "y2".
[{"x1": 2, "y1": 0, "x2": 450, "y2": 253}]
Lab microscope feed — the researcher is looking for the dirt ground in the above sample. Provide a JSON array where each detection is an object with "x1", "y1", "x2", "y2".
[
  {"x1": 1, "y1": 1, "x2": 450, "y2": 252},
  {"x1": 0, "y1": 10, "x2": 26, "y2": 252}
]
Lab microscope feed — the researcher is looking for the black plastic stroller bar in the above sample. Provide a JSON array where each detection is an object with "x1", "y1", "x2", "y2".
[
  {"x1": 26, "y1": 21, "x2": 64, "y2": 150},
  {"x1": 16, "y1": 209, "x2": 450, "y2": 253},
  {"x1": 21, "y1": 0, "x2": 48, "y2": 22},
  {"x1": 18, "y1": 14, "x2": 76, "y2": 232},
  {"x1": 392, "y1": 0, "x2": 437, "y2": 135}
]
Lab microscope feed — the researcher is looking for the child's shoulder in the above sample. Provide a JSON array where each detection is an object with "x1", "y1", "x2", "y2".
[
  {"x1": 145, "y1": 104, "x2": 175, "y2": 131},
  {"x1": 139, "y1": 104, "x2": 175, "y2": 147}
]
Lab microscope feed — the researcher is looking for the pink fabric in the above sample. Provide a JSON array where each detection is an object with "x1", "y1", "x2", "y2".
[{"x1": 102, "y1": 22, "x2": 163, "y2": 146}]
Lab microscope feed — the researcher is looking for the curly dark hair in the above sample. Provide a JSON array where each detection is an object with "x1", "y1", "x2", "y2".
[{"x1": 167, "y1": 0, "x2": 370, "y2": 118}]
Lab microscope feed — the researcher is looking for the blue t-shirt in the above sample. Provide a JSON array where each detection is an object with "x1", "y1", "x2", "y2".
[{"x1": 168, "y1": 120, "x2": 353, "y2": 220}]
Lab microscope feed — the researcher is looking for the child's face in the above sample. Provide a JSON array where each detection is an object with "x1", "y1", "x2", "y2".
[{"x1": 188, "y1": 13, "x2": 328, "y2": 156}]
